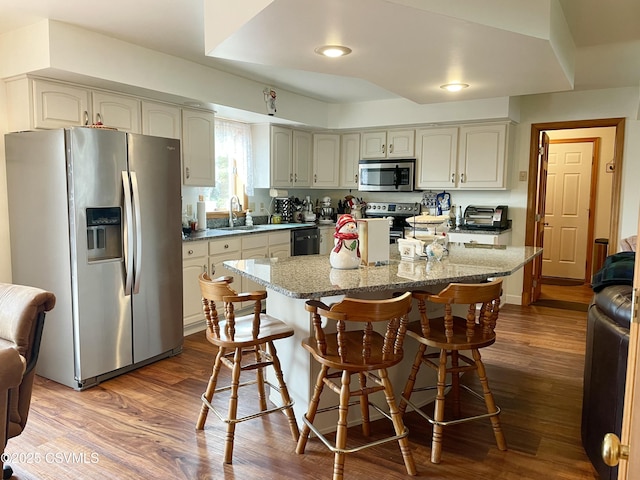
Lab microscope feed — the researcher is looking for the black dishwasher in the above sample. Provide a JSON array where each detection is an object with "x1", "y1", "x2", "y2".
[{"x1": 291, "y1": 226, "x2": 320, "y2": 256}]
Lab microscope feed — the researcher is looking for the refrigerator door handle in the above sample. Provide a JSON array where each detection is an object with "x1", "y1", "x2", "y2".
[
  {"x1": 130, "y1": 171, "x2": 143, "y2": 294},
  {"x1": 122, "y1": 171, "x2": 134, "y2": 295}
]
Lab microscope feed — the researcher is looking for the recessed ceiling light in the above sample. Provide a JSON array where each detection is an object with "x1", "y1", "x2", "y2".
[
  {"x1": 314, "y1": 45, "x2": 352, "y2": 58},
  {"x1": 440, "y1": 83, "x2": 469, "y2": 92}
]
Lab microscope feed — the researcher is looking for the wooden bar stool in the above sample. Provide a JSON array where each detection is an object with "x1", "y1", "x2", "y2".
[
  {"x1": 399, "y1": 279, "x2": 506, "y2": 464},
  {"x1": 296, "y1": 292, "x2": 417, "y2": 480},
  {"x1": 196, "y1": 273, "x2": 299, "y2": 464}
]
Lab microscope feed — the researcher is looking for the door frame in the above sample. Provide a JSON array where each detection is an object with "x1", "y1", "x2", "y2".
[{"x1": 522, "y1": 118, "x2": 625, "y2": 305}]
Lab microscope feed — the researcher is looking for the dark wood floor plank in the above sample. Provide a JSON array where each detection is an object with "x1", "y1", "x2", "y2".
[{"x1": 5, "y1": 302, "x2": 598, "y2": 479}]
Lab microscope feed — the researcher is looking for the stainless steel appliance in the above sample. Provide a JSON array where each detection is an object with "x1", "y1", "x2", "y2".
[
  {"x1": 358, "y1": 159, "x2": 415, "y2": 192},
  {"x1": 364, "y1": 202, "x2": 421, "y2": 243},
  {"x1": 291, "y1": 226, "x2": 320, "y2": 255},
  {"x1": 463, "y1": 205, "x2": 509, "y2": 230},
  {"x1": 5, "y1": 127, "x2": 183, "y2": 390}
]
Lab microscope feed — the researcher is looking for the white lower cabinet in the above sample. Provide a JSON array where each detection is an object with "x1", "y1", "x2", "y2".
[
  {"x1": 319, "y1": 225, "x2": 335, "y2": 255},
  {"x1": 182, "y1": 242, "x2": 209, "y2": 332},
  {"x1": 447, "y1": 231, "x2": 512, "y2": 246},
  {"x1": 268, "y1": 231, "x2": 291, "y2": 258}
]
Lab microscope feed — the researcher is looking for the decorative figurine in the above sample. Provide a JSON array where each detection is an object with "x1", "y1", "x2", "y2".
[{"x1": 330, "y1": 214, "x2": 360, "y2": 269}]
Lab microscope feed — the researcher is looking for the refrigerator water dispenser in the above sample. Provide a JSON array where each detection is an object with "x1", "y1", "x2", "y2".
[{"x1": 86, "y1": 207, "x2": 122, "y2": 262}]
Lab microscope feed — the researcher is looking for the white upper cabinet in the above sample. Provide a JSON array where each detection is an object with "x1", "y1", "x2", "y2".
[
  {"x1": 292, "y1": 130, "x2": 312, "y2": 187},
  {"x1": 141, "y1": 101, "x2": 181, "y2": 139},
  {"x1": 269, "y1": 126, "x2": 312, "y2": 188},
  {"x1": 181, "y1": 108, "x2": 215, "y2": 186},
  {"x1": 415, "y1": 127, "x2": 459, "y2": 190},
  {"x1": 312, "y1": 133, "x2": 340, "y2": 188},
  {"x1": 361, "y1": 129, "x2": 415, "y2": 159},
  {"x1": 339, "y1": 132, "x2": 360, "y2": 189},
  {"x1": 5, "y1": 77, "x2": 91, "y2": 131},
  {"x1": 457, "y1": 123, "x2": 509, "y2": 189},
  {"x1": 92, "y1": 91, "x2": 141, "y2": 133},
  {"x1": 270, "y1": 126, "x2": 294, "y2": 188},
  {"x1": 416, "y1": 122, "x2": 510, "y2": 190}
]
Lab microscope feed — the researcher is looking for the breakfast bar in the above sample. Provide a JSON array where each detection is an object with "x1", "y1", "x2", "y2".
[{"x1": 223, "y1": 243, "x2": 542, "y2": 431}]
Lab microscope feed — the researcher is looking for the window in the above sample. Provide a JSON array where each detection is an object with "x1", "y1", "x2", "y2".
[{"x1": 200, "y1": 118, "x2": 253, "y2": 211}]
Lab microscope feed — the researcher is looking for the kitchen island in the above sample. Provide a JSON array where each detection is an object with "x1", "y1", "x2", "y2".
[{"x1": 223, "y1": 243, "x2": 541, "y2": 431}]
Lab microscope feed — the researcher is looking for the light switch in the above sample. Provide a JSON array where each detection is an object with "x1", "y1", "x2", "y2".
[{"x1": 519, "y1": 171, "x2": 527, "y2": 181}]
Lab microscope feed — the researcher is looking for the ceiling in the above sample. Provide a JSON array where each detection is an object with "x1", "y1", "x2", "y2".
[{"x1": 0, "y1": 0, "x2": 639, "y2": 106}]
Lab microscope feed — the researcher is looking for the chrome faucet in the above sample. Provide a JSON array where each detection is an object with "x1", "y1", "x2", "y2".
[{"x1": 229, "y1": 195, "x2": 240, "y2": 227}]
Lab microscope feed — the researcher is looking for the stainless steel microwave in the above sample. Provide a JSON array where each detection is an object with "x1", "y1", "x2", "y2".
[{"x1": 358, "y1": 159, "x2": 415, "y2": 192}]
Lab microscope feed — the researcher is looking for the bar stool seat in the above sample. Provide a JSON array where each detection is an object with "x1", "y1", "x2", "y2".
[
  {"x1": 399, "y1": 279, "x2": 507, "y2": 464},
  {"x1": 296, "y1": 293, "x2": 417, "y2": 480},
  {"x1": 196, "y1": 273, "x2": 299, "y2": 464}
]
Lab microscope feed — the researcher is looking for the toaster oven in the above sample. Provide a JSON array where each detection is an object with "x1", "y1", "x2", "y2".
[{"x1": 463, "y1": 205, "x2": 509, "y2": 230}]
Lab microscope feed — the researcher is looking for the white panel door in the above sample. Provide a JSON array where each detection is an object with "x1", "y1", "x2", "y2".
[{"x1": 542, "y1": 141, "x2": 593, "y2": 279}]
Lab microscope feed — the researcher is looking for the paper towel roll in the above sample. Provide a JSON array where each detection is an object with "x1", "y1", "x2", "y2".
[{"x1": 196, "y1": 201, "x2": 207, "y2": 231}]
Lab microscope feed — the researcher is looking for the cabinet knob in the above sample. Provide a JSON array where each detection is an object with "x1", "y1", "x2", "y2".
[
  {"x1": 203, "y1": 264, "x2": 208, "y2": 273},
  {"x1": 224, "y1": 244, "x2": 229, "y2": 249},
  {"x1": 95, "y1": 112, "x2": 103, "y2": 125},
  {"x1": 451, "y1": 173, "x2": 455, "y2": 183},
  {"x1": 83, "y1": 111, "x2": 90, "y2": 126},
  {"x1": 186, "y1": 167, "x2": 190, "y2": 179},
  {"x1": 188, "y1": 249, "x2": 194, "y2": 255},
  {"x1": 460, "y1": 173, "x2": 465, "y2": 183},
  {"x1": 382, "y1": 144, "x2": 386, "y2": 154},
  {"x1": 389, "y1": 143, "x2": 393, "y2": 153}
]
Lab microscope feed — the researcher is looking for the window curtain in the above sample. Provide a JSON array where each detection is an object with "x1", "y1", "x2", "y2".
[{"x1": 215, "y1": 118, "x2": 254, "y2": 198}]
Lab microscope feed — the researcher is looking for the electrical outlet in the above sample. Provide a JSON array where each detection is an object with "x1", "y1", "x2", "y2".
[
  {"x1": 260, "y1": 202, "x2": 265, "y2": 211},
  {"x1": 519, "y1": 171, "x2": 527, "y2": 181}
]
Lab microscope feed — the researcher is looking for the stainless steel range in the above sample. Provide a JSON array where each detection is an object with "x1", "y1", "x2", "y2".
[{"x1": 363, "y1": 201, "x2": 420, "y2": 244}]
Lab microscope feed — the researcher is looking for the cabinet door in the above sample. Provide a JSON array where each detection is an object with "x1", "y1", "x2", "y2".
[
  {"x1": 182, "y1": 108, "x2": 215, "y2": 186},
  {"x1": 340, "y1": 133, "x2": 360, "y2": 188},
  {"x1": 293, "y1": 130, "x2": 312, "y2": 187},
  {"x1": 388, "y1": 129, "x2": 415, "y2": 157},
  {"x1": 312, "y1": 133, "x2": 340, "y2": 188},
  {"x1": 241, "y1": 243, "x2": 269, "y2": 296},
  {"x1": 142, "y1": 101, "x2": 181, "y2": 139},
  {"x1": 415, "y1": 127, "x2": 458, "y2": 189},
  {"x1": 458, "y1": 123, "x2": 507, "y2": 189},
  {"x1": 92, "y1": 91, "x2": 141, "y2": 132},
  {"x1": 319, "y1": 226, "x2": 335, "y2": 255},
  {"x1": 182, "y1": 256, "x2": 208, "y2": 328},
  {"x1": 33, "y1": 79, "x2": 90, "y2": 129},
  {"x1": 361, "y1": 131, "x2": 387, "y2": 158},
  {"x1": 271, "y1": 126, "x2": 293, "y2": 187},
  {"x1": 269, "y1": 231, "x2": 291, "y2": 258}
]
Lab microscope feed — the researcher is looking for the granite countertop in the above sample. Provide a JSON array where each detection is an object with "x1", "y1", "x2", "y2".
[
  {"x1": 183, "y1": 222, "x2": 317, "y2": 242},
  {"x1": 223, "y1": 243, "x2": 542, "y2": 299}
]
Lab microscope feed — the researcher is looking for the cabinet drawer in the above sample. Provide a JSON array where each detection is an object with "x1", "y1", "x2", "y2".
[
  {"x1": 242, "y1": 233, "x2": 269, "y2": 250},
  {"x1": 182, "y1": 242, "x2": 208, "y2": 259},
  {"x1": 269, "y1": 231, "x2": 290, "y2": 246},
  {"x1": 448, "y1": 231, "x2": 511, "y2": 246},
  {"x1": 209, "y1": 237, "x2": 241, "y2": 256}
]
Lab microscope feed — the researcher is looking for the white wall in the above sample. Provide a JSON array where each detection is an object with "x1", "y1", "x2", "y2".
[{"x1": 0, "y1": 21, "x2": 638, "y2": 298}]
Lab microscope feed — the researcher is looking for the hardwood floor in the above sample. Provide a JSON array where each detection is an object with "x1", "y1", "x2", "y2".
[{"x1": 5, "y1": 303, "x2": 597, "y2": 480}]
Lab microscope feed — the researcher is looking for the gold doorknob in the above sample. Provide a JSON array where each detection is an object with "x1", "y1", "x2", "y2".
[{"x1": 602, "y1": 433, "x2": 629, "y2": 467}]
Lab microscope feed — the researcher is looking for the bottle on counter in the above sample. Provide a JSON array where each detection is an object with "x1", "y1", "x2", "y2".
[
  {"x1": 246, "y1": 210, "x2": 253, "y2": 226},
  {"x1": 456, "y1": 205, "x2": 463, "y2": 230}
]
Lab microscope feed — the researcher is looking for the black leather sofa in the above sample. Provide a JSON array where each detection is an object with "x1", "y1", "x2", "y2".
[{"x1": 582, "y1": 278, "x2": 633, "y2": 479}]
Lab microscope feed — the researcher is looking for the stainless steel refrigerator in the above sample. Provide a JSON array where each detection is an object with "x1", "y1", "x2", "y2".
[{"x1": 5, "y1": 127, "x2": 183, "y2": 390}]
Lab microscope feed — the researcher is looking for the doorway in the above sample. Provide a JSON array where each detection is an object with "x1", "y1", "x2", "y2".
[
  {"x1": 522, "y1": 118, "x2": 625, "y2": 306},
  {"x1": 542, "y1": 138, "x2": 600, "y2": 283}
]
